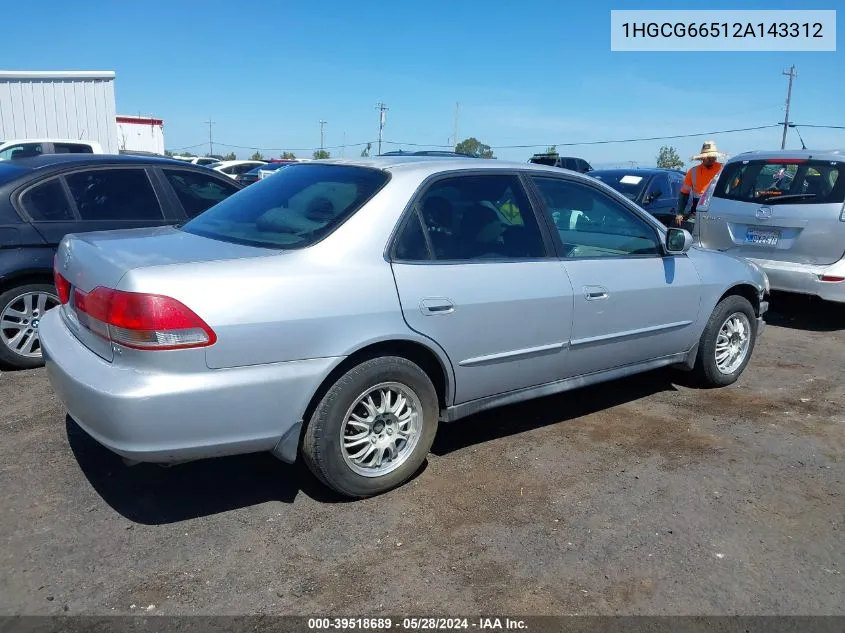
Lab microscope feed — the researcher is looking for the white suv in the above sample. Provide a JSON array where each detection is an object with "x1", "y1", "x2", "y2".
[{"x1": 0, "y1": 139, "x2": 103, "y2": 160}]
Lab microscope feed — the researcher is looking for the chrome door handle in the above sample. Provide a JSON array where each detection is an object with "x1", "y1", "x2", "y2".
[
  {"x1": 420, "y1": 298, "x2": 455, "y2": 315},
  {"x1": 584, "y1": 286, "x2": 609, "y2": 301}
]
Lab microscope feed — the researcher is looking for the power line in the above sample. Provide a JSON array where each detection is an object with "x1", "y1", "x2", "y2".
[
  {"x1": 788, "y1": 123, "x2": 845, "y2": 130},
  {"x1": 383, "y1": 124, "x2": 782, "y2": 150},
  {"x1": 167, "y1": 122, "x2": 845, "y2": 156}
]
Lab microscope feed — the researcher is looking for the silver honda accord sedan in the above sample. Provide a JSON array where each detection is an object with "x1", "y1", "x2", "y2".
[{"x1": 40, "y1": 156, "x2": 769, "y2": 497}]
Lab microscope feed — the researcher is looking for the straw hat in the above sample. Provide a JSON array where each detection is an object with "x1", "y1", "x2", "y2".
[{"x1": 691, "y1": 140, "x2": 725, "y2": 161}]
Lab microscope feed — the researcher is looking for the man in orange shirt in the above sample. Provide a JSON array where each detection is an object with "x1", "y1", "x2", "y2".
[{"x1": 676, "y1": 140, "x2": 724, "y2": 228}]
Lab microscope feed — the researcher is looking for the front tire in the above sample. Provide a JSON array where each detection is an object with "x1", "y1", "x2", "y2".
[
  {"x1": 693, "y1": 295, "x2": 758, "y2": 387},
  {"x1": 0, "y1": 283, "x2": 60, "y2": 370},
  {"x1": 301, "y1": 356, "x2": 439, "y2": 498}
]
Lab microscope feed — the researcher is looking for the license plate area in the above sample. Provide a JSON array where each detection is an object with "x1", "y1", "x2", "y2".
[{"x1": 745, "y1": 228, "x2": 779, "y2": 246}]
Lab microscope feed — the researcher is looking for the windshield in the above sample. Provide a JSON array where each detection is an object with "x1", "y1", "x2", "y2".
[
  {"x1": 714, "y1": 159, "x2": 845, "y2": 205},
  {"x1": 181, "y1": 163, "x2": 390, "y2": 249},
  {"x1": 588, "y1": 171, "x2": 649, "y2": 201}
]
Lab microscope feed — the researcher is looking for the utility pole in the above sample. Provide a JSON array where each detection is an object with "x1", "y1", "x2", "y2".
[
  {"x1": 376, "y1": 102, "x2": 388, "y2": 155},
  {"x1": 319, "y1": 120, "x2": 327, "y2": 151},
  {"x1": 452, "y1": 102, "x2": 460, "y2": 148},
  {"x1": 205, "y1": 117, "x2": 215, "y2": 156},
  {"x1": 781, "y1": 65, "x2": 797, "y2": 149}
]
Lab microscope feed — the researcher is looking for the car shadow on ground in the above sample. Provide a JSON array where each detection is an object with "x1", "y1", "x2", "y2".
[
  {"x1": 68, "y1": 372, "x2": 674, "y2": 524},
  {"x1": 431, "y1": 370, "x2": 678, "y2": 456},
  {"x1": 763, "y1": 292, "x2": 845, "y2": 332},
  {"x1": 65, "y1": 416, "x2": 354, "y2": 524}
]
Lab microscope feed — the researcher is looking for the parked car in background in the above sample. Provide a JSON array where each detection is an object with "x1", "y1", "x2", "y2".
[
  {"x1": 695, "y1": 149, "x2": 845, "y2": 304},
  {"x1": 210, "y1": 159, "x2": 267, "y2": 179},
  {"x1": 41, "y1": 156, "x2": 767, "y2": 498},
  {"x1": 235, "y1": 165, "x2": 265, "y2": 186},
  {"x1": 0, "y1": 154, "x2": 242, "y2": 369},
  {"x1": 588, "y1": 168, "x2": 685, "y2": 226},
  {"x1": 0, "y1": 139, "x2": 103, "y2": 160},
  {"x1": 528, "y1": 153, "x2": 593, "y2": 173},
  {"x1": 170, "y1": 156, "x2": 220, "y2": 167},
  {"x1": 380, "y1": 150, "x2": 475, "y2": 158}
]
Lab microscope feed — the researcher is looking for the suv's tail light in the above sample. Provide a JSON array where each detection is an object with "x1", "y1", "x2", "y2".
[
  {"x1": 53, "y1": 256, "x2": 71, "y2": 304},
  {"x1": 696, "y1": 171, "x2": 720, "y2": 213},
  {"x1": 72, "y1": 287, "x2": 216, "y2": 350}
]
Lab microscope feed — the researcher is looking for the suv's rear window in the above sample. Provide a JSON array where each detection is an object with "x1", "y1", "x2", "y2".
[
  {"x1": 714, "y1": 159, "x2": 845, "y2": 205},
  {"x1": 180, "y1": 164, "x2": 390, "y2": 248}
]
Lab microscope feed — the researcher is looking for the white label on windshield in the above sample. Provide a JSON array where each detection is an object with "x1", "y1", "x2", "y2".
[{"x1": 620, "y1": 175, "x2": 643, "y2": 185}]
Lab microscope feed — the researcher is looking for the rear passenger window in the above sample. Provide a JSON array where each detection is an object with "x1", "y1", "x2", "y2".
[
  {"x1": 163, "y1": 169, "x2": 240, "y2": 218},
  {"x1": 65, "y1": 168, "x2": 163, "y2": 221},
  {"x1": 20, "y1": 179, "x2": 74, "y2": 221},
  {"x1": 53, "y1": 143, "x2": 93, "y2": 154},
  {"x1": 398, "y1": 174, "x2": 545, "y2": 261}
]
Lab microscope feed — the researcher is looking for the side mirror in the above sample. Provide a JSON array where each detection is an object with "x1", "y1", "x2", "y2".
[{"x1": 666, "y1": 227, "x2": 693, "y2": 254}]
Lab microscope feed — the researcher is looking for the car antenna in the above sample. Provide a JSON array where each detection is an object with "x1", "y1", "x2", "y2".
[{"x1": 789, "y1": 124, "x2": 807, "y2": 150}]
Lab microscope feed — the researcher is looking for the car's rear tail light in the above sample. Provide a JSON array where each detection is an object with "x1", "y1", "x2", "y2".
[
  {"x1": 820, "y1": 275, "x2": 845, "y2": 283},
  {"x1": 72, "y1": 287, "x2": 216, "y2": 350},
  {"x1": 767, "y1": 158, "x2": 806, "y2": 164},
  {"x1": 53, "y1": 256, "x2": 71, "y2": 304},
  {"x1": 696, "y1": 172, "x2": 720, "y2": 212}
]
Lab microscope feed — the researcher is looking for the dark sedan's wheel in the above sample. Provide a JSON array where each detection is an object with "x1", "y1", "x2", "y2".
[
  {"x1": 693, "y1": 295, "x2": 758, "y2": 387},
  {"x1": 301, "y1": 356, "x2": 439, "y2": 498},
  {"x1": 0, "y1": 284, "x2": 60, "y2": 370}
]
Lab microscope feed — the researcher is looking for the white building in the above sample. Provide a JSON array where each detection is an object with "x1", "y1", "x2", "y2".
[
  {"x1": 116, "y1": 115, "x2": 165, "y2": 154},
  {"x1": 0, "y1": 70, "x2": 119, "y2": 153}
]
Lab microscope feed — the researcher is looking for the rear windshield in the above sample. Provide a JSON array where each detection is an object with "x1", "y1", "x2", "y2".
[
  {"x1": 588, "y1": 171, "x2": 648, "y2": 201},
  {"x1": 180, "y1": 163, "x2": 390, "y2": 249},
  {"x1": 714, "y1": 159, "x2": 845, "y2": 205}
]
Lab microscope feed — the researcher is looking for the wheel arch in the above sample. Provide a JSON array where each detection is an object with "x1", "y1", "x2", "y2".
[
  {"x1": 0, "y1": 269, "x2": 55, "y2": 297},
  {"x1": 717, "y1": 282, "x2": 762, "y2": 316}
]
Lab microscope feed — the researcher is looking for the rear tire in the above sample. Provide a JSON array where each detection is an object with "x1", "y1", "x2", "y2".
[
  {"x1": 301, "y1": 356, "x2": 439, "y2": 498},
  {"x1": 693, "y1": 295, "x2": 758, "y2": 387},
  {"x1": 0, "y1": 283, "x2": 59, "y2": 370}
]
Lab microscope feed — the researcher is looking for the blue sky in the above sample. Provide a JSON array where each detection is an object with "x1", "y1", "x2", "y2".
[{"x1": 3, "y1": 0, "x2": 843, "y2": 166}]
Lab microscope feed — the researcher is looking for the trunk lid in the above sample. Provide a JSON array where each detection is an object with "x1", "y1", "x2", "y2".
[
  {"x1": 698, "y1": 157, "x2": 845, "y2": 265},
  {"x1": 54, "y1": 226, "x2": 275, "y2": 361}
]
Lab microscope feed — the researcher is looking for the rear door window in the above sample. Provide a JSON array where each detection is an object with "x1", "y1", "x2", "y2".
[
  {"x1": 714, "y1": 159, "x2": 845, "y2": 205},
  {"x1": 19, "y1": 179, "x2": 75, "y2": 221},
  {"x1": 52, "y1": 143, "x2": 94, "y2": 154},
  {"x1": 65, "y1": 168, "x2": 164, "y2": 220},
  {"x1": 181, "y1": 163, "x2": 389, "y2": 249},
  {"x1": 163, "y1": 168, "x2": 241, "y2": 218}
]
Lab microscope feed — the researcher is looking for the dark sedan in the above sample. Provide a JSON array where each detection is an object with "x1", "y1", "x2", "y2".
[
  {"x1": 587, "y1": 168, "x2": 685, "y2": 226},
  {"x1": 0, "y1": 154, "x2": 243, "y2": 369}
]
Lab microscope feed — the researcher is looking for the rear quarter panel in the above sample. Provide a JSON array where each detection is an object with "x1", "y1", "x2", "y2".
[{"x1": 117, "y1": 248, "x2": 455, "y2": 380}]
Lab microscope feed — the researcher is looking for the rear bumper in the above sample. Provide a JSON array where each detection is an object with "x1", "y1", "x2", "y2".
[
  {"x1": 39, "y1": 309, "x2": 340, "y2": 464},
  {"x1": 746, "y1": 257, "x2": 845, "y2": 303}
]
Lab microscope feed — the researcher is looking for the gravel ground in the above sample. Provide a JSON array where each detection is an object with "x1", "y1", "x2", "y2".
[{"x1": 1, "y1": 293, "x2": 843, "y2": 617}]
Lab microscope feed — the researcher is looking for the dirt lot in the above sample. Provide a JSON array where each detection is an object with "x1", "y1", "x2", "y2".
[{"x1": 1, "y1": 294, "x2": 843, "y2": 616}]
